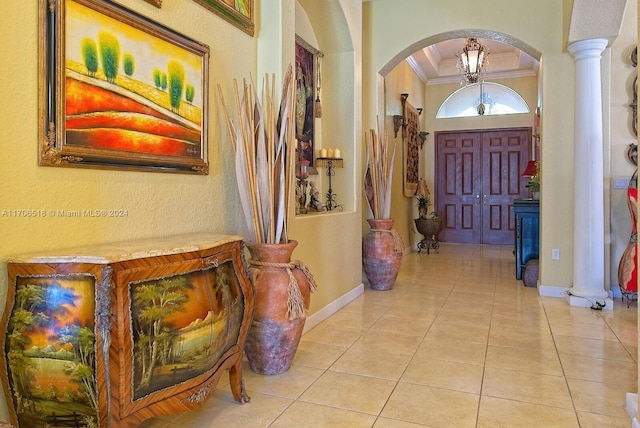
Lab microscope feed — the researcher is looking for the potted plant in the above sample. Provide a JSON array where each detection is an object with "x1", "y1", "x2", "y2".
[
  {"x1": 362, "y1": 125, "x2": 404, "y2": 290},
  {"x1": 218, "y1": 65, "x2": 317, "y2": 375},
  {"x1": 413, "y1": 179, "x2": 442, "y2": 253}
]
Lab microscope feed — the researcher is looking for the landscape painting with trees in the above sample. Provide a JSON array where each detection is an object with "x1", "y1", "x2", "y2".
[
  {"x1": 39, "y1": 0, "x2": 210, "y2": 173},
  {"x1": 5, "y1": 275, "x2": 99, "y2": 428},
  {"x1": 130, "y1": 261, "x2": 244, "y2": 399}
]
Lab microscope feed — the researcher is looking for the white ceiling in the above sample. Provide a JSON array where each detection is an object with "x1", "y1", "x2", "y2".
[{"x1": 406, "y1": 37, "x2": 540, "y2": 85}]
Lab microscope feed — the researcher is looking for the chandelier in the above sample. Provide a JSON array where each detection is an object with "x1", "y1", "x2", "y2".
[{"x1": 456, "y1": 38, "x2": 489, "y2": 84}]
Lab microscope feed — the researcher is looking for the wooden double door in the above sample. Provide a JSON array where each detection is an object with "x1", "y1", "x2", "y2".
[{"x1": 435, "y1": 128, "x2": 531, "y2": 245}]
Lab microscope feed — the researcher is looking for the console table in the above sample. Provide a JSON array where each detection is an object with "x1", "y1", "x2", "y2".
[
  {"x1": 513, "y1": 199, "x2": 540, "y2": 279},
  {"x1": 1, "y1": 234, "x2": 255, "y2": 428}
]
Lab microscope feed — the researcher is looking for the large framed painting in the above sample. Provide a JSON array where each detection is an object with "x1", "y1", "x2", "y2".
[
  {"x1": 295, "y1": 35, "x2": 320, "y2": 166},
  {"x1": 39, "y1": 0, "x2": 210, "y2": 174},
  {"x1": 193, "y1": 0, "x2": 254, "y2": 36}
]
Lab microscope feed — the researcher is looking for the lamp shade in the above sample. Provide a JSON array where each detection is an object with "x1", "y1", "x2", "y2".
[
  {"x1": 415, "y1": 179, "x2": 430, "y2": 197},
  {"x1": 521, "y1": 160, "x2": 537, "y2": 177}
]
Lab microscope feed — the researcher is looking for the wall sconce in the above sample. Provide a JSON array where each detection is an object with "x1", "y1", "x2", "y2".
[
  {"x1": 418, "y1": 131, "x2": 429, "y2": 149},
  {"x1": 393, "y1": 115, "x2": 404, "y2": 138}
]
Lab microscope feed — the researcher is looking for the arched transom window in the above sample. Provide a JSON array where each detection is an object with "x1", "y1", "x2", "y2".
[{"x1": 436, "y1": 82, "x2": 530, "y2": 118}]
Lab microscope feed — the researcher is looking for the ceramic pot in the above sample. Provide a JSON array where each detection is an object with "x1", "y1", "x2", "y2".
[
  {"x1": 362, "y1": 218, "x2": 403, "y2": 291},
  {"x1": 245, "y1": 240, "x2": 312, "y2": 375}
]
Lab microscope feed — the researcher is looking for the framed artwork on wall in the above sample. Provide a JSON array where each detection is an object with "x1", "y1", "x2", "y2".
[
  {"x1": 295, "y1": 35, "x2": 321, "y2": 166},
  {"x1": 39, "y1": 0, "x2": 210, "y2": 174},
  {"x1": 193, "y1": 0, "x2": 254, "y2": 36}
]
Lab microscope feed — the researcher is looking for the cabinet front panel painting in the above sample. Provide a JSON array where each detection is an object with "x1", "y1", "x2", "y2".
[
  {"x1": 5, "y1": 274, "x2": 98, "y2": 428},
  {"x1": 130, "y1": 260, "x2": 244, "y2": 400}
]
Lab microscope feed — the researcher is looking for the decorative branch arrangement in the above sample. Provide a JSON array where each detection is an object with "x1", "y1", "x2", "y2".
[
  {"x1": 218, "y1": 65, "x2": 296, "y2": 244},
  {"x1": 364, "y1": 124, "x2": 396, "y2": 219}
]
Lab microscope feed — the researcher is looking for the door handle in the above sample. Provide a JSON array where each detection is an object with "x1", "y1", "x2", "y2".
[
  {"x1": 475, "y1": 194, "x2": 480, "y2": 204},
  {"x1": 483, "y1": 194, "x2": 487, "y2": 205}
]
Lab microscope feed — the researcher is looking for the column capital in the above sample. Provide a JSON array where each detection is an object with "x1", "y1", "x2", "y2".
[{"x1": 567, "y1": 38, "x2": 608, "y2": 60}]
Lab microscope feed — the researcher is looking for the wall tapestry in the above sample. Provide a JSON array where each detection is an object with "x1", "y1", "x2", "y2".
[
  {"x1": 402, "y1": 98, "x2": 420, "y2": 196},
  {"x1": 39, "y1": 0, "x2": 210, "y2": 174},
  {"x1": 295, "y1": 35, "x2": 321, "y2": 166}
]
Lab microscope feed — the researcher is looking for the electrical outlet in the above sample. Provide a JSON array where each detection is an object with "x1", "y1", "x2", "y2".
[{"x1": 552, "y1": 249, "x2": 560, "y2": 260}]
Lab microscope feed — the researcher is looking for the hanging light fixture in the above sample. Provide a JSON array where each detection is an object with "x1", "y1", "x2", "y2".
[{"x1": 456, "y1": 38, "x2": 489, "y2": 84}]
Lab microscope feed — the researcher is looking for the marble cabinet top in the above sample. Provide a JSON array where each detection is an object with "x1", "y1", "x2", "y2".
[{"x1": 8, "y1": 233, "x2": 244, "y2": 264}]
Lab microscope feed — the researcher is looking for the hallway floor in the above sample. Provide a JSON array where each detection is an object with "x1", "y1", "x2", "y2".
[{"x1": 140, "y1": 244, "x2": 638, "y2": 427}]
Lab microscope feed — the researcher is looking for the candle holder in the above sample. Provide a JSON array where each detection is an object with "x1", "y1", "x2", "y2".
[
  {"x1": 295, "y1": 160, "x2": 310, "y2": 214},
  {"x1": 316, "y1": 157, "x2": 344, "y2": 211}
]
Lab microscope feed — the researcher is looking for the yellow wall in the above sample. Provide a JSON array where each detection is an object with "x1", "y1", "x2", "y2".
[{"x1": 0, "y1": 0, "x2": 363, "y2": 420}]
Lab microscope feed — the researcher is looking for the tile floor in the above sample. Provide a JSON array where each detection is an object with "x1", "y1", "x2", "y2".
[{"x1": 140, "y1": 243, "x2": 638, "y2": 427}]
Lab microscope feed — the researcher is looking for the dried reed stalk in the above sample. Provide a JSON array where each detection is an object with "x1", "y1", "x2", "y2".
[
  {"x1": 364, "y1": 123, "x2": 395, "y2": 219},
  {"x1": 218, "y1": 64, "x2": 296, "y2": 244}
]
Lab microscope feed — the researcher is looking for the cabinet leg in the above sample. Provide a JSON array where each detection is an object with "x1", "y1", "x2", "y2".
[{"x1": 229, "y1": 362, "x2": 251, "y2": 403}]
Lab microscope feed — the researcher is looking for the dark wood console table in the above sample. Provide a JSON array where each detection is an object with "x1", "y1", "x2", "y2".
[
  {"x1": 513, "y1": 199, "x2": 540, "y2": 279},
  {"x1": 1, "y1": 234, "x2": 255, "y2": 427}
]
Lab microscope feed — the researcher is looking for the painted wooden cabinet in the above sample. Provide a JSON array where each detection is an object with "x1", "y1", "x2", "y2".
[{"x1": 0, "y1": 234, "x2": 255, "y2": 428}]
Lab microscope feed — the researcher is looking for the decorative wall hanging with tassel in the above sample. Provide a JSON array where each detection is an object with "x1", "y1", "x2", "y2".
[{"x1": 315, "y1": 53, "x2": 323, "y2": 117}]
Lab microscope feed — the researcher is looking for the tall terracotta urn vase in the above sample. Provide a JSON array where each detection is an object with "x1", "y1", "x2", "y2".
[
  {"x1": 363, "y1": 218, "x2": 404, "y2": 291},
  {"x1": 245, "y1": 240, "x2": 317, "y2": 375}
]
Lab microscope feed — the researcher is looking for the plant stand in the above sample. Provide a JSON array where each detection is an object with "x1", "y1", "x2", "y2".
[{"x1": 415, "y1": 218, "x2": 442, "y2": 254}]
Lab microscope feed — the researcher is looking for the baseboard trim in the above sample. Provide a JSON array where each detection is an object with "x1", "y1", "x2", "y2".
[
  {"x1": 538, "y1": 284, "x2": 570, "y2": 298},
  {"x1": 302, "y1": 283, "x2": 365, "y2": 334}
]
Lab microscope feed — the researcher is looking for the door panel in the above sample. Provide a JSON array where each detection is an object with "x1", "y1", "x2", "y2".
[
  {"x1": 437, "y1": 132, "x2": 482, "y2": 243},
  {"x1": 436, "y1": 128, "x2": 531, "y2": 244}
]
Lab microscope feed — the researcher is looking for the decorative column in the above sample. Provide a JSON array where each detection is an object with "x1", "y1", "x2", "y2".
[{"x1": 566, "y1": 39, "x2": 612, "y2": 309}]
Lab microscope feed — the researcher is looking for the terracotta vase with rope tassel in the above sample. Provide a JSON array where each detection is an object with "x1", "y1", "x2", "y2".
[
  {"x1": 363, "y1": 218, "x2": 404, "y2": 291},
  {"x1": 245, "y1": 240, "x2": 317, "y2": 375}
]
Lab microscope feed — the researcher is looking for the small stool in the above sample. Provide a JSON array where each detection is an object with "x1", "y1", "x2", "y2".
[{"x1": 523, "y1": 259, "x2": 539, "y2": 287}]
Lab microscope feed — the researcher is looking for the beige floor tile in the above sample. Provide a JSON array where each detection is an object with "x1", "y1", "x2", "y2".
[
  {"x1": 488, "y1": 328, "x2": 556, "y2": 351},
  {"x1": 352, "y1": 330, "x2": 422, "y2": 355},
  {"x1": 559, "y1": 353, "x2": 637, "y2": 385},
  {"x1": 329, "y1": 347, "x2": 412, "y2": 380},
  {"x1": 477, "y1": 396, "x2": 579, "y2": 427},
  {"x1": 168, "y1": 389, "x2": 292, "y2": 428},
  {"x1": 369, "y1": 313, "x2": 434, "y2": 336},
  {"x1": 434, "y1": 307, "x2": 492, "y2": 327},
  {"x1": 242, "y1": 362, "x2": 325, "y2": 399},
  {"x1": 568, "y1": 378, "x2": 636, "y2": 418},
  {"x1": 482, "y1": 367, "x2": 573, "y2": 409},
  {"x1": 401, "y1": 355, "x2": 484, "y2": 394},
  {"x1": 290, "y1": 340, "x2": 347, "y2": 369},
  {"x1": 416, "y1": 336, "x2": 487, "y2": 365},
  {"x1": 426, "y1": 322, "x2": 490, "y2": 344},
  {"x1": 554, "y1": 335, "x2": 635, "y2": 362},
  {"x1": 380, "y1": 382, "x2": 479, "y2": 428},
  {"x1": 299, "y1": 370, "x2": 397, "y2": 415},
  {"x1": 270, "y1": 401, "x2": 376, "y2": 428},
  {"x1": 576, "y1": 411, "x2": 631, "y2": 428},
  {"x1": 300, "y1": 323, "x2": 363, "y2": 347},
  {"x1": 320, "y1": 307, "x2": 383, "y2": 330},
  {"x1": 549, "y1": 321, "x2": 618, "y2": 341},
  {"x1": 485, "y1": 344, "x2": 563, "y2": 376},
  {"x1": 373, "y1": 417, "x2": 429, "y2": 427},
  {"x1": 545, "y1": 307, "x2": 607, "y2": 325}
]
